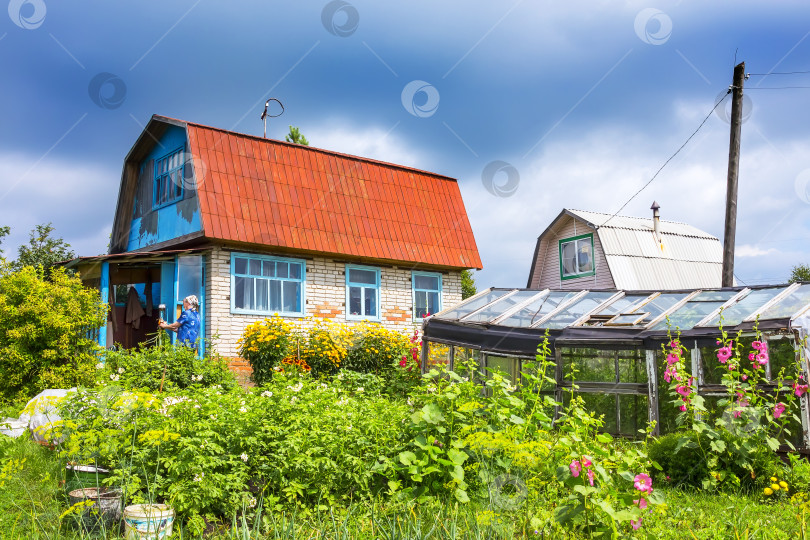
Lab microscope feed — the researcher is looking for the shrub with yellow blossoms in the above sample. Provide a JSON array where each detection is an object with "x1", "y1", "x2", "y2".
[
  {"x1": 300, "y1": 318, "x2": 351, "y2": 377},
  {"x1": 237, "y1": 315, "x2": 298, "y2": 385},
  {"x1": 344, "y1": 321, "x2": 412, "y2": 376}
]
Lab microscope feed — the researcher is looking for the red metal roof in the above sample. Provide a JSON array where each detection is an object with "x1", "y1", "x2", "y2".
[{"x1": 183, "y1": 119, "x2": 482, "y2": 269}]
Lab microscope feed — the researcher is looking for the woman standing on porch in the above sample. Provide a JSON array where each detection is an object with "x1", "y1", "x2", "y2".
[{"x1": 158, "y1": 295, "x2": 201, "y2": 348}]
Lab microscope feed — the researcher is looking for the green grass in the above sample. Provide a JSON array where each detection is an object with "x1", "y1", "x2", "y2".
[{"x1": 0, "y1": 435, "x2": 808, "y2": 539}]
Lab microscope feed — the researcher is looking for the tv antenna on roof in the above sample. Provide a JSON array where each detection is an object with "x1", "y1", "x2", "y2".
[{"x1": 260, "y1": 98, "x2": 284, "y2": 139}]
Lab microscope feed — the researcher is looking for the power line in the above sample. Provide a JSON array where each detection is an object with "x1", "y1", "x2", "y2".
[
  {"x1": 747, "y1": 70, "x2": 810, "y2": 75},
  {"x1": 746, "y1": 86, "x2": 810, "y2": 90},
  {"x1": 602, "y1": 90, "x2": 731, "y2": 227}
]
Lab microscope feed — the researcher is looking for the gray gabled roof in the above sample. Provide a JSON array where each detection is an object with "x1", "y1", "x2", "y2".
[{"x1": 529, "y1": 209, "x2": 723, "y2": 290}]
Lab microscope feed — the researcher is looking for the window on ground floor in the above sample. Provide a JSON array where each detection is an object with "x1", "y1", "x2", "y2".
[
  {"x1": 231, "y1": 253, "x2": 305, "y2": 316},
  {"x1": 346, "y1": 265, "x2": 380, "y2": 320},
  {"x1": 413, "y1": 271, "x2": 441, "y2": 321}
]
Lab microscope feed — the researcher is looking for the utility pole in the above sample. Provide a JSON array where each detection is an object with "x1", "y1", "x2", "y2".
[{"x1": 722, "y1": 62, "x2": 745, "y2": 287}]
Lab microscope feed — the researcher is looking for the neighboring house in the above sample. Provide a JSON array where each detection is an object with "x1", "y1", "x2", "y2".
[
  {"x1": 65, "y1": 114, "x2": 482, "y2": 365},
  {"x1": 526, "y1": 206, "x2": 722, "y2": 290}
]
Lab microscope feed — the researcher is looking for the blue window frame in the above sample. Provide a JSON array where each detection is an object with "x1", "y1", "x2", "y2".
[
  {"x1": 231, "y1": 253, "x2": 306, "y2": 316},
  {"x1": 346, "y1": 265, "x2": 380, "y2": 320},
  {"x1": 153, "y1": 146, "x2": 187, "y2": 208},
  {"x1": 413, "y1": 271, "x2": 441, "y2": 321}
]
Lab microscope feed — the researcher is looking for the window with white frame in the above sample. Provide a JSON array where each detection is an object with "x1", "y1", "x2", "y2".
[
  {"x1": 559, "y1": 233, "x2": 595, "y2": 280},
  {"x1": 153, "y1": 146, "x2": 187, "y2": 208},
  {"x1": 231, "y1": 253, "x2": 305, "y2": 315},
  {"x1": 346, "y1": 265, "x2": 380, "y2": 320},
  {"x1": 413, "y1": 271, "x2": 441, "y2": 320}
]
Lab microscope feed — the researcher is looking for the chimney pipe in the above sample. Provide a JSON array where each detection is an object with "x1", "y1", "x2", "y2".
[{"x1": 651, "y1": 201, "x2": 661, "y2": 242}]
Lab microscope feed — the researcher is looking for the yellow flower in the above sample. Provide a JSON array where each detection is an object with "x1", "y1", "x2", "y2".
[
  {"x1": 780, "y1": 481, "x2": 789, "y2": 490},
  {"x1": 764, "y1": 487, "x2": 773, "y2": 496},
  {"x1": 770, "y1": 477, "x2": 777, "y2": 483},
  {"x1": 771, "y1": 483, "x2": 780, "y2": 491}
]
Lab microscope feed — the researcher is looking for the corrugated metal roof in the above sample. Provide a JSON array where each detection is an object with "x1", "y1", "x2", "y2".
[
  {"x1": 567, "y1": 209, "x2": 716, "y2": 238},
  {"x1": 567, "y1": 209, "x2": 722, "y2": 290}
]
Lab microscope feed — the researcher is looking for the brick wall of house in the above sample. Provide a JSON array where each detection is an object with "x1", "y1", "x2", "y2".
[{"x1": 206, "y1": 246, "x2": 463, "y2": 359}]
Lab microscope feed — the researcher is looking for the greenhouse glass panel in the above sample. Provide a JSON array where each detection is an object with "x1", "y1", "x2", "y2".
[
  {"x1": 438, "y1": 289, "x2": 513, "y2": 321},
  {"x1": 540, "y1": 291, "x2": 616, "y2": 329},
  {"x1": 464, "y1": 290, "x2": 546, "y2": 323},
  {"x1": 758, "y1": 284, "x2": 810, "y2": 320},
  {"x1": 562, "y1": 348, "x2": 615, "y2": 382},
  {"x1": 576, "y1": 392, "x2": 618, "y2": 433},
  {"x1": 425, "y1": 342, "x2": 451, "y2": 370},
  {"x1": 617, "y1": 349, "x2": 648, "y2": 383},
  {"x1": 499, "y1": 290, "x2": 580, "y2": 327},
  {"x1": 486, "y1": 355, "x2": 519, "y2": 383},
  {"x1": 634, "y1": 293, "x2": 689, "y2": 321},
  {"x1": 594, "y1": 294, "x2": 653, "y2": 316},
  {"x1": 609, "y1": 313, "x2": 649, "y2": 325},
  {"x1": 619, "y1": 394, "x2": 648, "y2": 435},
  {"x1": 703, "y1": 287, "x2": 786, "y2": 327},
  {"x1": 650, "y1": 290, "x2": 737, "y2": 331},
  {"x1": 769, "y1": 338, "x2": 798, "y2": 379}
]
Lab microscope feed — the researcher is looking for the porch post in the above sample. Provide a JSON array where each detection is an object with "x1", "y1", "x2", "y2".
[{"x1": 99, "y1": 261, "x2": 109, "y2": 350}]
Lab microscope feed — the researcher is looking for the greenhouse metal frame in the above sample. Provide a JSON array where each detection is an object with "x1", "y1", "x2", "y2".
[{"x1": 420, "y1": 283, "x2": 810, "y2": 448}]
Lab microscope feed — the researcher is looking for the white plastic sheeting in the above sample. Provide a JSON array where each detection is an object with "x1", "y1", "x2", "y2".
[{"x1": 0, "y1": 388, "x2": 76, "y2": 441}]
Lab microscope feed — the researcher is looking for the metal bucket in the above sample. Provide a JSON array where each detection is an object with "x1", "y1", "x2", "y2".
[
  {"x1": 65, "y1": 464, "x2": 110, "y2": 495},
  {"x1": 123, "y1": 504, "x2": 175, "y2": 539},
  {"x1": 68, "y1": 487, "x2": 123, "y2": 533}
]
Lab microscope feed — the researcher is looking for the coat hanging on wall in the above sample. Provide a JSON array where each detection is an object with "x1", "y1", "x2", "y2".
[{"x1": 125, "y1": 287, "x2": 145, "y2": 330}]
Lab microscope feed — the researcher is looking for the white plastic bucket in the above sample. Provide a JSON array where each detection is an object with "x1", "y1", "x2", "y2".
[{"x1": 123, "y1": 504, "x2": 175, "y2": 539}]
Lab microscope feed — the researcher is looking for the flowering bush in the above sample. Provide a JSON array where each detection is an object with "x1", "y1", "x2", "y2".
[
  {"x1": 98, "y1": 338, "x2": 236, "y2": 391},
  {"x1": 237, "y1": 315, "x2": 297, "y2": 385},
  {"x1": 344, "y1": 321, "x2": 412, "y2": 375},
  {"x1": 298, "y1": 319, "x2": 349, "y2": 376},
  {"x1": 0, "y1": 265, "x2": 106, "y2": 402},
  {"x1": 655, "y1": 325, "x2": 799, "y2": 490}
]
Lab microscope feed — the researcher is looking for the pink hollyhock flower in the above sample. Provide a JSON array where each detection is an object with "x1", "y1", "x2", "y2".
[
  {"x1": 631, "y1": 518, "x2": 643, "y2": 530},
  {"x1": 757, "y1": 353, "x2": 769, "y2": 365},
  {"x1": 666, "y1": 353, "x2": 679, "y2": 365},
  {"x1": 676, "y1": 385, "x2": 690, "y2": 397},
  {"x1": 794, "y1": 383, "x2": 809, "y2": 397},
  {"x1": 679, "y1": 404, "x2": 687, "y2": 412},
  {"x1": 774, "y1": 402, "x2": 786, "y2": 419},
  {"x1": 399, "y1": 357, "x2": 407, "y2": 367},
  {"x1": 582, "y1": 456, "x2": 593, "y2": 468},
  {"x1": 587, "y1": 468, "x2": 595, "y2": 486},
  {"x1": 569, "y1": 460, "x2": 581, "y2": 478},
  {"x1": 752, "y1": 340, "x2": 763, "y2": 351},
  {"x1": 748, "y1": 352, "x2": 756, "y2": 362},
  {"x1": 634, "y1": 498, "x2": 648, "y2": 510},
  {"x1": 669, "y1": 340, "x2": 678, "y2": 348},
  {"x1": 742, "y1": 374, "x2": 748, "y2": 380},
  {"x1": 663, "y1": 369, "x2": 672, "y2": 383},
  {"x1": 717, "y1": 347, "x2": 732, "y2": 363},
  {"x1": 634, "y1": 473, "x2": 653, "y2": 493}
]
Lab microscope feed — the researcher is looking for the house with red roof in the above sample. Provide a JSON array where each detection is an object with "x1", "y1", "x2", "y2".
[{"x1": 66, "y1": 115, "x2": 481, "y2": 368}]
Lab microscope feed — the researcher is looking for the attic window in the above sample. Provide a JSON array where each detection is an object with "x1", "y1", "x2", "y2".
[
  {"x1": 559, "y1": 233, "x2": 595, "y2": 280},
  {"x1": 153, "y1": 146, "x2": 187, "y2": 208}
]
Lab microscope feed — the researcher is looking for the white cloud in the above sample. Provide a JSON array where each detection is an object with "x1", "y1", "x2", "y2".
[
  {"x1": 736, "y1": 245, "x2": 778, "y2": 258},
  {"x1": 303, "y1": 122, "x2": 430, "y2": 170},
  {"x1": 0, "y1": 152, "x2": 116, "y2": 258}
]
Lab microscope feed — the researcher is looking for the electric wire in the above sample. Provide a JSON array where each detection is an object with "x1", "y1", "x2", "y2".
[
  {"x1": 747, "y1": 71, "x2": 810, "y2": 76},
  {"x1": 745, "y1": 86, "x2": 810, "y2": 90},
  {"x1": 601, "y1": 90, "x2": 731, "y2": 228}
]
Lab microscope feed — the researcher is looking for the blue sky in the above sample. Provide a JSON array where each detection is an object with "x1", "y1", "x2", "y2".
[{"x1": 1, "y1": 0, "x2": 809, "y2": 288}]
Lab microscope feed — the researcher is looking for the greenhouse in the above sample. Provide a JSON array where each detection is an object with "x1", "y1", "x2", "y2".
[{"x1": 421, "y1": 283, "x2": 810, "y2": 448}]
